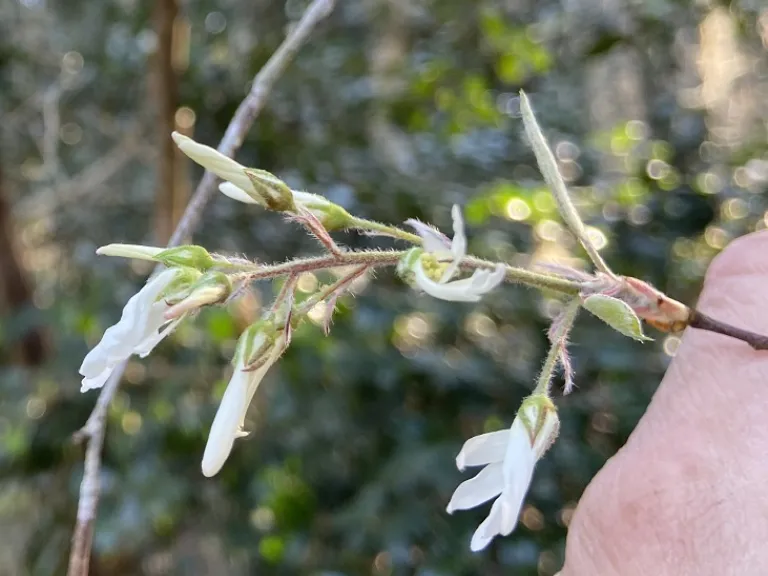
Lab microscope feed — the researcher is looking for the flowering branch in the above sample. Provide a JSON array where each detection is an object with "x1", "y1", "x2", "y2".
[
  {"x1": 66, "y1": 1, "x2": 336, "y2": 574},
  {"x1": 74, "y1": 67, "x2": 768, "y2": 560}
]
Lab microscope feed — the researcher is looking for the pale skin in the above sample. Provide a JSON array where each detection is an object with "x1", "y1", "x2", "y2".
[{"x1": 560, "y1": 231, "x2": 768, "y2": 576}]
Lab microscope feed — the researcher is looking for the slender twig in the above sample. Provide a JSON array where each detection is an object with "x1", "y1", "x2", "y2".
[
  {"x1": 221, "y1": 249, "x2": 583, "y2": 295},
  {"x1": 66, "y1": 2, "x2": 336, "y2": 574},
  {"x1": 297, "y1": 264, "x2": 370, "y2": 315},
  {"x1": 688, "y1": 309, "x2": 768, "y2": 351}
]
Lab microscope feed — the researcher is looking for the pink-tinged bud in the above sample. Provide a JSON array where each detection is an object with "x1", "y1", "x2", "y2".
[{"x1": 621, "y1": 277, "x2": 691, "y2": 333}]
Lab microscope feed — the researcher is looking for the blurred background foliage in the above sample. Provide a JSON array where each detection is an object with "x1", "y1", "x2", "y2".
[{"x1": 0, "y1": 0, "x2": 767, "y2": 574}]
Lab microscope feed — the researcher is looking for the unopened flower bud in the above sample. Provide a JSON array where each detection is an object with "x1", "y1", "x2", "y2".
[
  {"x1": 96, "y1": 244, "x2": 166, "y2": 261},
  {"x1": 154, "y1": 245, "x2": 215, "y2": 271},
  {"x1": 164, "y1": 271, "x2": 232, "y2": 319},
  {"x1": 292, "y1": 191, "x2": 353, "y2": 230},
  {"x1": 621, "y1": 277, "x2": 690, "y2": 333},
  {"x1": 172, "y1": 132, "x2": 262, "y2": 205}
]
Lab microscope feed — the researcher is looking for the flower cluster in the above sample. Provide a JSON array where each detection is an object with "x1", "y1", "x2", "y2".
[{"x1": 79, "y1": 131, "x2": 567, "y2": 552}]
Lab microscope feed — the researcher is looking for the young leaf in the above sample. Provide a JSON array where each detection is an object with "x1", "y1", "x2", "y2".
[
  {"x1": 519, "y1": 91, "x2": 613, "y2": 277},
  {"x1": 582, "y1": 294, "x2": 652, "y2": 342}
]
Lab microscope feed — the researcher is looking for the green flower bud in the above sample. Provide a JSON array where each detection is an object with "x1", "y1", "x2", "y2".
[
  {"x1": 245, "y1": 168, "x2": 296, "y2": 212},
  {"x1": 164, "y1": 271, "x2": 233, "y2": 319},
  {"x1": 154, "y1": 245, "x2": 215, "y2": 271}
]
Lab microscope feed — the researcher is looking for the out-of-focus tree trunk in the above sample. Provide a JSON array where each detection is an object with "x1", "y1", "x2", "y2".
[
  {"x1": 152, "y1": 0, "x2": 180, "y2": 244},
  {"x1": 367, "y1": 0, "x2": 414, "y2": 174},
  {"x1": 0, "y1": 159, "x2": 47, "y2": 365}
]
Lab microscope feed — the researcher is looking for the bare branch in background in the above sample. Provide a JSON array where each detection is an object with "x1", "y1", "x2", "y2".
[
  {"x1": 42, "y1": 84, "x2": 62, "y2": 183},
  {"x1": 66, "y1": 1, "x2": 336, "y2": 574},
  {"x1": 18, "y1": 129, "x2": 142, "y2": 220}
]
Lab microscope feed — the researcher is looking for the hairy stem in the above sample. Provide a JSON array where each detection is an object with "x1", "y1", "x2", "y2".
[
  {"x1": 66, "y1": 2, "x2": 336, "y2": 574},
  {"x1": 533, "y1": 298, "x2": 581, "y2": 396},
  {"x1": 230, "y1": 249, "x2": 583, "y2": 296},
  {"x1": 296, "y1": 264, "x2": 369, "y2": 315},
  {"x1": 347, "y1": 216, "x2": 423, "y2": 244}
]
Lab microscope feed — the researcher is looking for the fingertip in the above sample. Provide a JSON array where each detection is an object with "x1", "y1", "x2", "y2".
[{"x1": 703, "y1": 230, "x2": 768, "y2": 285}]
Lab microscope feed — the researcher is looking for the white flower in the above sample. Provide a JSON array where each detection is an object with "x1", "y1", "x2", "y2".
[
  {"x1": 201, "y1": 332, "x2": 286, "y2": 477},
  {"x1": 406, "y1": 205, "x2": 505, "y2": 302},
  {"x1": 78, "y1": 268, "x2": 186, "y2": 393},
  {"x1": 447, "y1": 397, "x2": 559, "y2": 551}
]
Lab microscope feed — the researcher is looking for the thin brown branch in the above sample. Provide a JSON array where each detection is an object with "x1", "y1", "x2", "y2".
[
  {"x1": 0, "y1": 155, "x2": 47, "y2": 365},
  {"x1": 66, "y1": 2, "x2": 336, "y2": 574},
  {"x1": 688, "y1": 309, "x2": 768, "y2": 351},
  {"x1": 152, "y1": 0, "x2": 180, "y2": 244}
]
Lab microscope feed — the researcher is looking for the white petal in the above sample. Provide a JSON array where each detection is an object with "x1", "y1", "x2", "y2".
[
  {"x1": 202, "y1": 365, "x2": 251, "y2": 477},
  {"x1": 439, "y1": 254, "x2": 461, "y2": 284},
  {"x1": 413, "y1": 261, "x2": 481, "y2": 303},
  {"x1": 450, "y1": 204, "x2": 467, "y2": 261},
  {"x1": 219, "y1": 182, "x2": 261, "y2": 205},
  {"x1": 404, "y1": 219, "x2": 452, "y2": 254},
  {"x1": 456, "y1": 430, "x2": 509, "y2": 470},
  {"x1": 80, "y1": 366, "x2": 114, "y2": 393},
  {"x1": 532, "y1": 409, "x2": 560, "y2": 459},
  {"x1": 134, "y1": 311, "x2": 183, "y2": 358},
  {"x1": 202, "y1": 338, "x2": 283, "y2": 477},
  {"x1": 477, "y1": 264, "x2": 506, "y2": 292},
  {"x1": 79, "y1": 269, "x2": 178, "y2": 381},
  {"x1": 173, "y1": 132, "x2": 255, "y2": 196},
  {"x1": 96, "y1": 244, "x2": 166, "y2": 260},
  {"x1": 470, "y1": 497, "x2": 504, "y2": 552},
  {"x1": 498, "y1": 418, "x2": 537, "y2": 532},
  {"x1": 446, "y1": 463, "x2": 504, "y2": 513},
  {"x1": 469, "y1": 269, "x2": 491, "y2": 289}
]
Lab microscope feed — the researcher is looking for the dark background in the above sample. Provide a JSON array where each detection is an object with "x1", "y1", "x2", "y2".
[{"x1": 0, "y1": 0, "x2": 767, "y2": 574}]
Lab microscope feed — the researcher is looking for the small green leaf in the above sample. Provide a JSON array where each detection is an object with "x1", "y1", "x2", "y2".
[{"x1": 583, "y1": 294, "x2": 652, "y2": 342}]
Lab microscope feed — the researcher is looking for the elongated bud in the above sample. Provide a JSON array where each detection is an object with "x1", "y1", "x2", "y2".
[
  {"x1": 172, "y1": 132, "x2": 262, "y2": 205},
  {"x1": 582, "y1": 293, "x2": 652, "y2": 341},
  {"x1": 518, "y1": 395, "x2": 559, "y2": 458},
  {"x1": 621, "y1": 277, "x2": 690, "y2": 333},
  {"x1": 164, "y1": 271, "x2": 232, "y2": 319},
  {"x1": 154, "y1": 245, "x2": 215, "y2": 271},
  {"x1": 96, "y1": 244, "x2": 166, "y2": 261}
]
